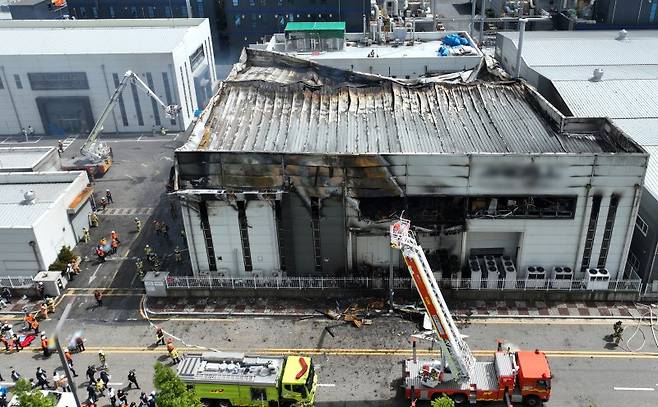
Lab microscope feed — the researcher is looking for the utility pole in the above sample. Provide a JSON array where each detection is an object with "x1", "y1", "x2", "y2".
[
  {"x1": 479, "y1": 0, "x2": 486, "y2": 44},
  {"x1": 470, "y1": 0, "x2": 476, "y2": 38},
  {"x1": 54, "y1": 301, "x2": 82, "y2": 407},
  {"x1": 185, "y1": 0, "x2": 193, "y2": 18}
]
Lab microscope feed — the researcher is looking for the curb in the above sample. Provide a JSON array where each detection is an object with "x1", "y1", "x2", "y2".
[{"x1": 143, "y1": 306, "x2": 643, "y2": 320}]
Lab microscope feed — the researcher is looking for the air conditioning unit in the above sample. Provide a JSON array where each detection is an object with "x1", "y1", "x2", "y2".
[
  {"x1": 485, "y1": 260, "x2": 499, "y2": 289},
  {"x1": 525, "y1": 266, "x2": 546, "y2": 288},
  {"x1": 502, "y1": 257, "x2": 517, "y2": 289},
  {"x1": 470, "y1": 257, "x2": 482, "y2": 289},
  {"x1": 550, "y1": 266, "x2": 573, "y2": 289},
  {"x1": 584, "y1": 268, "x2": 610, "y2": 290},
  {"x1": 450, "y1": 270, "x2": 462, "y2": 289}
]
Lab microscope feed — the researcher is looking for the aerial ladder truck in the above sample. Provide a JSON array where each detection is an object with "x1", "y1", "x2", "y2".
[
  {"x1": 390, "y1": 218, "x2": 552, "y2": 406},
  {"x1": 66, "y1": 70, "x2": 180, "y2": 176}
]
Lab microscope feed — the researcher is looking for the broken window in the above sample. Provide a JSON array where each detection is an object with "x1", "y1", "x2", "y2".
[
  {"x1": 467, "y1": 196, "x2": 577, "y2": 219},
  {"x1": 359, "y1": 196, "x2": 466, "y2": 229}
]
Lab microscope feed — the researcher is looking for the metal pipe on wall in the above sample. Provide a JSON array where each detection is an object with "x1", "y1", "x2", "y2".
[
  {"x1": 479, "y1": 0, "x2": 486, "y2": 44},
  {"x1": 470, "y1": 0, "x2": 477, "y2": 38},
  {"x1": 515, "y1": 18, "x2": 528, "y2": 78}
]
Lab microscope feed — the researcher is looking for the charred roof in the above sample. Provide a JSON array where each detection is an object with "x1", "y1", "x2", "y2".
[{"x1": 180, "y1": 49, "x2": 642, "y2": 156}]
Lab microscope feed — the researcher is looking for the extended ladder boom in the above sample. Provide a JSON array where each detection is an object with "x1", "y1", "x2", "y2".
[
  {"x1": 391, "y1": 218, "x2": 475, "y2": 381},
  {"x1": 80, "y1": 70, "x2": 180, "y2": 163}
]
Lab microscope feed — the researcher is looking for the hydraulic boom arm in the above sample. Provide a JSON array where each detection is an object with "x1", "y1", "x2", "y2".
[
  {"x1": 80, "y1": 70, "x2": 181, "y2": 163},
  {"x1": 390, "y1": 218, "x2": 475, "y2": 381}
]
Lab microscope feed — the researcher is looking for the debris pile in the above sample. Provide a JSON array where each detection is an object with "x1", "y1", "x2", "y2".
[{"x1": 317, "y1": 299, "x2": 386, "y2": 328}]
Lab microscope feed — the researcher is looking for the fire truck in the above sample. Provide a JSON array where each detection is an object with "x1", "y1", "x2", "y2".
[
  {"x1": 177, "y1": 351, "x2": 317, "y2": 407},
  {"x1": 390, "y1": 218, "x2": 552, "y2": 406}
]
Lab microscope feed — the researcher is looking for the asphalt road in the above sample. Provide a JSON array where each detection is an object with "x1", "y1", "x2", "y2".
[{"x1": 3, "y1": 312, "x2": 658, "y2": 407}]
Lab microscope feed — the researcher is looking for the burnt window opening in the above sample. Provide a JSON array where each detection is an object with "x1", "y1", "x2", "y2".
[
  {"x1": 359, "y1": 196, "x2": 466, "y2": 230},
  {"x1": 467, "y1": 196, "x2": 577, "y2": 219}
]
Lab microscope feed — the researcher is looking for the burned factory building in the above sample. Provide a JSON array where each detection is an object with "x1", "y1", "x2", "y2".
[{"x1": 174, "y1": 50, "x2": 647, "y2": 284}]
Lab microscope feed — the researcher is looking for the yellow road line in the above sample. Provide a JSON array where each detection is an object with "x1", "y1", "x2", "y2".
[
  {"x1": 62, "y1": 293, "x2": 144, "y2": 297},
  {"x1": 7, "y1": 347, "x2": 657, "y2": 359}
]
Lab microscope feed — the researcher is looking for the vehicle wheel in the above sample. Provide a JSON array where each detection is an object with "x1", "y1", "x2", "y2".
[
  {"x1": 451, "y1": 393, "x2": 467, "y2": 405},
  {"x1": 524, "y1": 395, "x2": 542, "y2": 406},
  {"x1": 218, "y1": 400, "x2": 232, "y2": 407}
]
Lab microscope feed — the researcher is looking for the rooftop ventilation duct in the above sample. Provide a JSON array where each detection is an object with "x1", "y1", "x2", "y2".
[
  {"x1": 591, "y1": 68, "x2": 604, "y2": 82},
  {"x1": 23, "y1": 190, "x2": 36, "y2": 205},
  {"x1": 616, "y1": 29, "x2": 628, "y2": 40}
]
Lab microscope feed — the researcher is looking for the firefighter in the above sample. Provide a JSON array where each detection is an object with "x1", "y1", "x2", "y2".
[
  {"x1": 82, "y1": 227, "x2": 90, "y2": 243},
  {"x1": 31, "y1": 319, "x2": 40, "y2": 335},
  {"x1": 136, "y1": 258, "x2": 144, "y2": 280},
  {"x1": 111, "y1": 230, "x2": 119, "y2": 243},
  {"x1": 154, "y1": 326, "x2": 165, "y2": 346},
  {"x1": 94, "y1": 291, "x2": 103, "y2": 307},
  {"x1": 612, "y1": 320, "x2": 624, "y2": 345},
  {"x1": 98, "y1": 350, "x2": 107, "y2": 368},
  {"x1": 100, "y1": 197, "x2": 108, "y2": 211},
  {"x1": 40, "y1": 333, "x2": 51, "y2": 358},
  {"x1": 40, "y1": 302, "x2": 48, "y2": 320},
  {"x1": 174, "y1": 246, "x2": 182, "y2": 263},
  {"x1": 105, "y1": 189, "x2": 113, "y2": 204},
  {"x1": 46, "y1": 297, "x2": 55, "y2": 313},
  {"x1": 90, "y1": 212, "x2": 99, "y2": 227},
  {"x1": 110, "y1": 238, "x2": 118, "y2": 255},
  {"x1": 144, "y1": 244, "x2": 152, "y2": 256},
  {"x1": 75, "y1": 335, "x2": 85, "y2": 352},
  {"x1": 134, "y1": 217, "x2": 142, "y2": 232},
  {"x1": 127, "y1": 369, "x2": 140, "y2": 389},
  {"x1": 160, "y1": 126, "x2": 167, "y2": 136},
  {"x1": 166, "y1": 339, "x2": 180, "y2": 363},
  {"x1": 64, "y1": 349, "x2": 78, "y2": 377}
]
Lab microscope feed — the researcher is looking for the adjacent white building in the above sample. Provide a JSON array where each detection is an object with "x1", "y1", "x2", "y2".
[
  {"x1": 0, "y1": 18, "x2": 218, "y2": 137},
  {"x1": 252, "y1": 27, "x2": 483, "y2": 80},
  {"x1": 0, "y1": 171, "x2": 93, "y2": 278},
  {"x1": 0, "y1": 146, "x2": 60, "y2": 172},
  {"x1": 495, "y1": 29, "x2": 658, "y2": 286}
]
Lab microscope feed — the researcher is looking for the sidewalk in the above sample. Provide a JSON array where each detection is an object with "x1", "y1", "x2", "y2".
[
  {"x1": 144, "y1": 297, "x2": 653, "y2": 319},
  {"x1": 0, "y1": 296, "x2": 41, "y2": 315}
]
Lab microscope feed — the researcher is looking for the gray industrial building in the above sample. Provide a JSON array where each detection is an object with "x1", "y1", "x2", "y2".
[
  {"x1": 496, "y1": 29, "x2": 658, "y2": 290},
  {"x1": 174, "y1": 50, "x2": 647, "y2": 285}
]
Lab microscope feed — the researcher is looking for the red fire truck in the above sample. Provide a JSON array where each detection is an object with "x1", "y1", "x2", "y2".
[{"x1": 390, "y1": 218, "x2": 552, "y2": 406}]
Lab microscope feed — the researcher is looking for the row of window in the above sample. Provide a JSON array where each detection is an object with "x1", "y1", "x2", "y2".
[
  {"x1": 0, "y1": 72, "x2": 89, "y2": 91},
  {"x1": 636, "y1": 214, "x2": 649, "y2": 236},
  {"x1": 232, "y1": 0, "x2": 330, "y2": 6},
  {"x1": 70, "y1": 5, "x2": 193, "y2": 19}
]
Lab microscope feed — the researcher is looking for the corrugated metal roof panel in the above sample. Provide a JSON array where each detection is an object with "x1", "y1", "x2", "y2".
[
  {"x1": 499, "y1": 31, "x2": 658, "y2": 67},
  {"x1": 613, "y1": 119, "x2": 658, "y2": 147},
  {"x1": 552, "y1": 80, "x2": 658, "y2": 119},
  {"x1": 200, "y1": 79, "x2": 610, "y2": 154},
  {"x1": 534, "y1": 66, "x2": 658, "y2": 82}
]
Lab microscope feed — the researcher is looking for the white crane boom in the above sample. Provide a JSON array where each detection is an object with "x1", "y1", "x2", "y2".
[
  {"x1": 80, "y1": 70, "x2": 181, "y2": 163},
  {"x1": 390, "y1": 217, "x2": 475, "y2": 381}
]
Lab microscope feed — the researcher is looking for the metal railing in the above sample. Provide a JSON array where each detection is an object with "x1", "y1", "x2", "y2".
[
  {"x1": 0, "y1": 276, "x2": 34, "y2": 288},
  {"x1": 165, "y1": 275, "x2": 643, "y2": 293}
]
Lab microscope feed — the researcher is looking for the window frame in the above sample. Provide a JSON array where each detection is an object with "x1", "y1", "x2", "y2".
[{"x1": 636, "y1": 214, "x2": 649, "y2": 236}]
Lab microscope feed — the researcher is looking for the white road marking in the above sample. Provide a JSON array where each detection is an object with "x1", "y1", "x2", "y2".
[
  {"x1": 107, "y1": 382, "x2": 124, "y2": 386},
  {"x1": 613, "y1": 387, "x2": 655, "y2": 391},
  {"x1": 88, "y1": 263, "x2": 104, "y2": 284},
  {"x1": 0, "y1": 382, "x2": 14, "y2": 386},
  {"x1": 160, "y1": 156, "x2": 173, "y2": 161},
  {"x1": 137, "y1": 135, "x2": 143, "y2": 141},
  {"x1": 317, "y1": 383, "x2": 336, "y2": 387}
]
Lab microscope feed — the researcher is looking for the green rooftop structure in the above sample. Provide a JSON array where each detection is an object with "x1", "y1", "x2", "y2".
[{"x1": 284, "y1": 21, "x2": 345, "y2": 52}]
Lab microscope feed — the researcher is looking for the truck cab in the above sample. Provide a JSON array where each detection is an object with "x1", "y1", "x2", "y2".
[
  {"x1": 515, "y1": 350, "x2": 552, "y2": 406},
  {"x1": 280, "y1": 356, "x2": 317, "y2": 405}
]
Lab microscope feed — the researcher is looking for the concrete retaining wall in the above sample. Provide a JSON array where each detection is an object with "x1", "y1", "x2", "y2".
[{"x1": 156, "y1": 287, "x2": 640, "y2": 302}]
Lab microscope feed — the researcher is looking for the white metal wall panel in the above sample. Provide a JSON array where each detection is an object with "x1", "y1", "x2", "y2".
[
  {"x1": 355, "y1": 236, "x2": 390, "y2": 268},
  {"x1": 181, "y1": 203, "x2": 209, "y2": 276},
  {"x1": 465, "y1": 232, "x2": 520, "y2": 258},
  {"x1": 207, "y1": 201, "x2": 244, "y2": 276},
  {"x1": 0, "y1": 228, "x2": 38, "y2": 276},
  {"x1": 245, "y1": 201, "x2": 280, "y2": 275},
  {"x1": 69, "y1": 199, "x2": 92, "y2": 243}
]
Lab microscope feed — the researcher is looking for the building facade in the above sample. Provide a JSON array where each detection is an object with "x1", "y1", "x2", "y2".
[
  {"x1": 174, "y1": 50, "x2": 647, "y2": 283},
  {"x1": 496, "y1": 30, "x2": 658, "y2": 286},
  {"x1": 0, "y1": 19, "x2": 217, "y2": 137},
  {"x1": 65, "y1": 0, "x2": 220, "y2": 49},
  {"x1": 0, "y1": 171, "x2": 93, "y2": 278}
]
